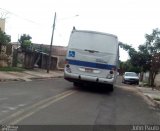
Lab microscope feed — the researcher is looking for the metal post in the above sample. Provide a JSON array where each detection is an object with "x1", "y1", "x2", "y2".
[
  {"x1": 41, "y1": 44, "x2": 43, "y2": 68},
  {"x1": 47, "y1": 12, "x2": 56, "y2": 73}
]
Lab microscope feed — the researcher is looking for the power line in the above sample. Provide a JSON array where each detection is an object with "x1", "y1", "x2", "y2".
[
  {"x1": 0, "y1": 8, "x2": 9, "y2": 19},
  {"x1": 0, "y1": 8, "x2": 45, "y2": 26},
  {"x1": 0, "y1": 8, "x2": 79, "y2": 29}
]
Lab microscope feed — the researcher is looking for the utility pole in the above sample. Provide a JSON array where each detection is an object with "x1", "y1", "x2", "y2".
[{"x1": 47, "y1": 12, "x2": 56, "y2": 73}]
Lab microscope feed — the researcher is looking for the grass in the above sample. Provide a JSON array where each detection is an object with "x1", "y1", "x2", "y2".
[
  {"x1": 0, "y1": 67, "x2": 26, "y2": 72},
  {"x1": 142, "y1": 80, "x2": 149, "y2": 84},
  {"x1": 139, "y1": 81, "x2": 149, "y2": 87}
]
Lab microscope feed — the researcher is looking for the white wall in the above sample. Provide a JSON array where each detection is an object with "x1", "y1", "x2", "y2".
[
  {"x1": 155, "y1": 73, "x2": 160, "y2": 87},
  {"x1": 0, "y1": 19, "x2": 5, "y2": 32}
]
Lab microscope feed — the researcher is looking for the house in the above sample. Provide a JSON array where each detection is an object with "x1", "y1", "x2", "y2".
[
  {"x1": 32, "y1": 43, "x2": 67, "y2": 69},
  {"x1": 11, "y1": 42, "x2": 67, "y2": 70}
]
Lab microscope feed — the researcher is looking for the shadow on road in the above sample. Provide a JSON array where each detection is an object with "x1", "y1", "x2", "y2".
[{"x1": 73, "y1": 83, "x2": 113, "y2": 95}]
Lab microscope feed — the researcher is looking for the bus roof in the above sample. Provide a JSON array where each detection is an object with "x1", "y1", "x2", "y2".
[{"x1": 72, "y1": 29, "x2": 118, "y2": 39}]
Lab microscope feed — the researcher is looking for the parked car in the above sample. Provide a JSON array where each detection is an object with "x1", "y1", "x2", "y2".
[{"x1": 122, "y1": 72, "x2": 139, "y2": 85}]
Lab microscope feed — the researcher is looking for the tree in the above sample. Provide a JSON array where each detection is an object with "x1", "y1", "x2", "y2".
[
  {"x1": 0, "y1": 29, "x2": 11, "y2": 67},
  {"x1": 18, "y1": 34, "x2": 33, "y2": 69},
  {"x1": 119, "y1": 42, "x2": 149, "y2": 81},
  {"x1": 18, "y1": 34, "x2": 32, "y2": 51},
  {"x1": 119, "y1": 42, "x2": 141, "y2": 72},
  {"x1": 145, "y1": 28, "x2": 160, "y2": 54},
  {"x1": 119, "y1": 28, "x2": 160, "y2": 86},
  {"x1": 144, "y1": 28, "x2": 160, "y2": 87},
  {"x1": 0, "y1": 29, "x2": 11, "y2": 46},
  {"x1": 150, "y1": 53, "x2": 160, "y2": 87},
  {"x1": 119, "y1": 60, "x2": 140, "y2": 75}
]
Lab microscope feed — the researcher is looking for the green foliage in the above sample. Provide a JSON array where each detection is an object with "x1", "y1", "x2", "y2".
[
  {"x1": 119, "y1": 42, "x2": 141, "y2": 72},
  {"x1": 130, "y1": 52, "x2": 151, "y2": 72},
  {"x1": 119, "y1": 28, "x2": 160, "y2": 86},
  {"x1": 23, "y1": 40, "x2": 32, "y2": 49},
  {"x1": 43, "y1": 47, "x2": 49, "y2": 53},
  {"x1": 18, "y1": 34, "x2": 32, "y2": 51},
  {"x1": 119, "y1": 42, "x2": 132, "y2": 51},
  {"x1": 144, "y1": 29, "x2": 160, "y2": 86},
  {"x1": 153, "y1": 98, "x2": 160, "y2": 101},
  {"x1": 145, "y1": 28, "x2": 160, "y2": 54},
  {"x1": 120, "y1": 60, "x2": 140, "y2": 73},
  {"x1": 6, "y1": 44, "x2": 12, "y2": 55},
  {"x1": 119, "y1": 42, "x2": 137, "y2": 57},
  {"x1": 0, "y1": 29, "x2": 11, "y2": 45}
]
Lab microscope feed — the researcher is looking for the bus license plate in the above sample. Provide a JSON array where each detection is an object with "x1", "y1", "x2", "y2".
[{"x1": 85, "y1": 68, "x2": 93, "y2": 73}]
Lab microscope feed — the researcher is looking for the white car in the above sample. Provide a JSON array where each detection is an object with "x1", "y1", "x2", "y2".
[{"x1": 122, "y1": 72, "x2": 139, "y2": 85}]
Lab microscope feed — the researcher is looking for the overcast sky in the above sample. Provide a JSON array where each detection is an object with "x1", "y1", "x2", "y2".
[{"x1": 1, "y1": 0, "x2": 160, "y2": 61}]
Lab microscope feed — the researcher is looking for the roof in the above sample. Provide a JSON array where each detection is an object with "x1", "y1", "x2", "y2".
[
  {"x1": 10, "y1": 42, "x2": 67, "y2": 56},
  {"x1": 72, "y1": 29, "x2": 118, "y2": 39},
  {"x1": 32, "y1": 43, "x2": 67, "y2": 56}
]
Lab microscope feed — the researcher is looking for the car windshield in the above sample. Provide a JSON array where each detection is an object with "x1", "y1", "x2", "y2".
[{"x1": 125, "y1": 72, "x2": 137, "y2": 76}]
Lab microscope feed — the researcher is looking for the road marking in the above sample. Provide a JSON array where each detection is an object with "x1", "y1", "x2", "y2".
[
  {"x1": 10, "y1": 91, "x2": 75, "y2": 125},
  {"x1": 1, "y1": 110, "x2": 9, "y2": 113},
  {"x1": 0, "y1": 90, "x2": 76, "y2": 125},
  {"x1": 8, "y1": 107, "x2": 17, "y2": 111},
  {"x1": 17, "y1": 104, "x2": 26, "y2": 107},
  {"x1": 0, "y1": 90, "x2": 74, "y2": 124}
]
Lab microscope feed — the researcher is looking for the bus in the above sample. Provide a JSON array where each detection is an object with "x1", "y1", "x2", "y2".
[{"x1": 64, "y1": 29, "x2": 119, "y2": 91}]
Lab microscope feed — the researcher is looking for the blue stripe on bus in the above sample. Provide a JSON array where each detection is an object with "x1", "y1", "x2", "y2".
[{"x1": 66, "y1": 59, "x2": 116, "y2": 70}]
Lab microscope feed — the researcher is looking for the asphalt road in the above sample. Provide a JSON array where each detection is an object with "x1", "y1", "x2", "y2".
[{"x1": 0, "y1": 77, "x2": 160, "y2": 129}]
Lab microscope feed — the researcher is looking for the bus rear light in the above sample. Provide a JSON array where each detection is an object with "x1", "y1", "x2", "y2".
[{"x1": 65, "y1": 60, "x2": 69, "y2": 65}]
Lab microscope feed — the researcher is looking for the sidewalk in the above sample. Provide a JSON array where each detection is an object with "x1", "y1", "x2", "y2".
[
  {"x1": 0, "y1": 68, "x2": 64, "y2": 82},
  {"x1": 137, "y1": 86, "x2": 160, "y2": 109}
]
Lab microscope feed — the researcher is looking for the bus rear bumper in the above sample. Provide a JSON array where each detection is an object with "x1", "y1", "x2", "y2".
[{"x1": 64, "y1": 71, "x2": 114, "y2": 85}]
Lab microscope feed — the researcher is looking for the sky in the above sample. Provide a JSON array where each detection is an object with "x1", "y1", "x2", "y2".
[{"x1": 1, "y1": 0, "x2": 160, "y2": 61}]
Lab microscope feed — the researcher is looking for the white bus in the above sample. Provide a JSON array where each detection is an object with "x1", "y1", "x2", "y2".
[{"x1": 64, "y1": 29, "x2": 119, "y2": 91}]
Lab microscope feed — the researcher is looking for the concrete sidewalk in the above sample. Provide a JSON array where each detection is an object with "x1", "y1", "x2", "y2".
[{"x1": 0, "y1": 69, "x2": 64, "y2": 82}]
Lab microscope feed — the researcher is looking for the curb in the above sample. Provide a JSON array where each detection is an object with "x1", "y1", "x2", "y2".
[
  {"x1": 0, "y1": 76, "x2": 64, "y2": 82},
  {"x1": 144, "y1": 95, "x2": 160, "y2": 109},
  {"x1": 0, "y1": 78, "x2": 22, "y2": 82},
  {"x1": 30, "y1": 75, "x2": 64, "y2": 80},
  {"x1": 137, "y1": 87, "x2": 160, "y2": 109}
]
